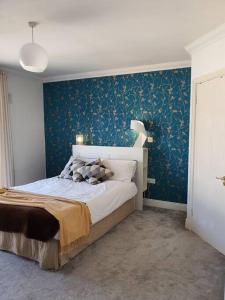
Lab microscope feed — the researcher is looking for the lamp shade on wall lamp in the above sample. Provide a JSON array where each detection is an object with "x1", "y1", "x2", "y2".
[
  {"x1": 76, "y1": 134, "x2": 84, "y2": 145},
  {"x1": 130, "y1": 120, "x2": 147, "y2": 147}
]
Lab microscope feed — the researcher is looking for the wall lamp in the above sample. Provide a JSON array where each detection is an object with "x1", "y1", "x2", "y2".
[
  {"x1": 76, "y1": 134, "x2": 84, "y2": 145},
  {"x1": 130, "y1": 120, "x2": 147, "y2": 147}
]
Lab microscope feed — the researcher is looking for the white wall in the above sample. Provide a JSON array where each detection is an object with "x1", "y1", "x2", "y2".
[{"x1": 6, "y1": 70, "x2": 46, "y2": 185}]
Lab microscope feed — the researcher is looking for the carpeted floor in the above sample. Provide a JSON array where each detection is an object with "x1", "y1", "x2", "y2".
[{"x1": 0, "y1": 207, "x2": 224, "y2": 300}]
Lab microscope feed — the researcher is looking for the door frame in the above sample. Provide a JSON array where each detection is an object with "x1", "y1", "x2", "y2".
[{"x1": 186, "y1": 68, "x2": 225, "y2": 230}]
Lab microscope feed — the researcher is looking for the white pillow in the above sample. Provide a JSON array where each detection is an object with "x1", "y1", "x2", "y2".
[{"x1": 101, "y1": 159, "x2": 137, "y2": 182}]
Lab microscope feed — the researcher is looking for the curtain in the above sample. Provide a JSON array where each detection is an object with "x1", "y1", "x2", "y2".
[{"x1": 0, "y1": 71, "x2": 14, "y2": 187}]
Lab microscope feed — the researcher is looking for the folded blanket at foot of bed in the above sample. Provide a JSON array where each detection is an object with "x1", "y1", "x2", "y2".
[
  {"x1": 0, "y1": 189, "x2": 92, "y2": 253},
  {"x1": 0, "y1": 203, "x2": 59, "y2": 241}
]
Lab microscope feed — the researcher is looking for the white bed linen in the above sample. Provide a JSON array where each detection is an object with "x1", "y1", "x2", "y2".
[{"x1": 14, "y1": 177, "x2": 137, "y2": 225}]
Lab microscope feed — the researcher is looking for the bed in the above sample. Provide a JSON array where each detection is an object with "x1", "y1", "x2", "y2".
[{"x1": 0, "y1": 145, "x2": 147, "y2": 270}]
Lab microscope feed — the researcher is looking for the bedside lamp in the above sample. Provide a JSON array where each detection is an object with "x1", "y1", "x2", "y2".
[
  {"x1": 76, "y1": 134, "x2": 84, "y2": 145},
  {"x1": 130, "y1": 120, "x2": 147, "y2": 147}
]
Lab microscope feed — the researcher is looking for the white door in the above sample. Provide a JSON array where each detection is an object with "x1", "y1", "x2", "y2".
[{"x1": 192, "y1": 74, "x2": 225, "y2": 254}]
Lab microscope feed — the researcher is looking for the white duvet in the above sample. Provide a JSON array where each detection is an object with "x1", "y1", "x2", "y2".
[{"x1": 14, "y1": 177, "x2": 137, "y2": 225}]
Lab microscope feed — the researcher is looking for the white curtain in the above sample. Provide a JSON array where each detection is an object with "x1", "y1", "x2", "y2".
[{"x1": 0, "y1": 71, "x2": 14, "y2": 187}]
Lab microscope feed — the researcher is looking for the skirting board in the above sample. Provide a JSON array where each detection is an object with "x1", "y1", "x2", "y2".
[
  {"x1": 144, "y1": 198, "x2": 187, "y2": 212},
  {"x1": 185, "y1": 217, "x2": 192, "y2": 230}
]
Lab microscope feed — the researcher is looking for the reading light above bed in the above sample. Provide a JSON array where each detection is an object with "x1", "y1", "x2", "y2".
[
  {"x1": 76, "y1": 134, "x2": 84, "y2": 145},
  {"x1": 130, "y1": 120, "x2": 147, "y2": 147}
]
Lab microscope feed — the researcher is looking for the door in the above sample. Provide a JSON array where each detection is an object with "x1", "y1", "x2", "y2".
[{"x1": 192, "y1": 74, "x2": 225, "y2": 254}]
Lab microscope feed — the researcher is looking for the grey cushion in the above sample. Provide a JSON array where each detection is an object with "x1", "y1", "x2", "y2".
[
  {"x1": 60, "y1": 157, "x2": 113, "y2": 184},
  {"x1": 59, "y1": 157, "x2": 85, "y2": 180},
  {"x1": 77, "y1": 164, "x2": 113, "y2": 185},
  {"x1": 77, "y1": 165, "x2": 101, "y2": 179},
  {"x1": 85, "y1": 159, "x2": 102, "y2": 166},
  {"x1": 72, "y1": 172, "x2": 84, "y2": 182}
]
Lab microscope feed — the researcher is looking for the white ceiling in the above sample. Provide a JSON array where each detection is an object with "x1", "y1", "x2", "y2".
[{"x1": 1, "y1": 0, "x2": 225, "y2": 80}]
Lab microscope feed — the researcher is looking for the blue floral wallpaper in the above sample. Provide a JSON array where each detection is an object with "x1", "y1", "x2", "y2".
[{"x1": 43, "y1": 67, "x2": 191, "y2": 203}]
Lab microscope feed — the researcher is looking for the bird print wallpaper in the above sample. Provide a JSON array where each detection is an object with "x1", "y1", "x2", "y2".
[{"x1": 44, "y1": 67, "x2": 191, "y2": 203}]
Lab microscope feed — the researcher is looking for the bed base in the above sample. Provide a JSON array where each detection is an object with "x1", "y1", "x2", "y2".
[{"x1": 0, "y1": 198, "x2": 135, "y2": 270}]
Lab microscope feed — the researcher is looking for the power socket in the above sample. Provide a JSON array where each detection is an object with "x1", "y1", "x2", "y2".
[
  {"x1": 147, "y1": 136, "x2": 154, "y2": 143},
  {"x1": 147, "y1": 178, "x2": 156, "y2": 184}
]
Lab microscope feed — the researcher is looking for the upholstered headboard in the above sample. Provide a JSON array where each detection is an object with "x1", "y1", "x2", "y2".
[{"x1": 72, "y1": 145, "x2": 148, "y2": 210}]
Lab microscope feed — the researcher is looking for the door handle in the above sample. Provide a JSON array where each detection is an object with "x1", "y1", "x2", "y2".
[{"x1": 216, "y1": 176, "x2": 225, "y2": 186}]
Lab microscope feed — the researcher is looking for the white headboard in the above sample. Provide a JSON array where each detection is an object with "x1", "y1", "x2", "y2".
[{"x1": 72, "y1": 145, "x2": 148, "y2": 210}]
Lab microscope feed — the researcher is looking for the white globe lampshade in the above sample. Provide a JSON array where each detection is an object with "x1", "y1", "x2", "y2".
[{"x1": 19, "y1": 42, "x2": 48, "y2": 73}]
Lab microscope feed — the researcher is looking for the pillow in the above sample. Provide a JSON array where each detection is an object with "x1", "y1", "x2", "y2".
[
  {"x1": 77, "y1": 164, "x2": 113, "y2": 185},
  {"x1": 59, "y1": 157, "x2": 85, "y2": 180},
  {"x1": 101, "y1": 159, "x2": 137, "y2": 182},
  {"x1": 58, "y1": 156, "x2": 75, "y2": 179}
]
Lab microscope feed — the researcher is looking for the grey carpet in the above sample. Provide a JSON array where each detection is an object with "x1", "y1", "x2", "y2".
[{"x1": 0, "y1": 207, "x2": 224, "y2": 300}]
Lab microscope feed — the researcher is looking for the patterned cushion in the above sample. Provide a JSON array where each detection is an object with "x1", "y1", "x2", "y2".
[
  {"x1": 77, "y1": 165, "x2": 101, "y2": 179},
  {"x1": 85, "y1": 159, "x2": 102, "y2": 166},
  {"x1": 72, "y1": 172, "x2": 84, "y2": 182},
  {"x1": 77, "y1": 164, "x2": 113, "y2": 185},
  {"x1": 59, "y1": 157, "x2": 111, "y2": 184},
  {"x1": 71, "y1": 159, "x2": 85, "y2": 172},
  {"x1": 59, "y1": 157, "x2": 85, "y2": 180}
]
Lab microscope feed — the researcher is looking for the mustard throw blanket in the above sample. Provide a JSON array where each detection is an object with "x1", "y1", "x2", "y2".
[{"x1": 0, "y1": 188, "x2": 91, "y2": 253}]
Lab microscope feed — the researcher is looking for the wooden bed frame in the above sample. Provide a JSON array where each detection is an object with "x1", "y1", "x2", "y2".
[{"x1": 0, "y1": 145, "x2": 147, "y2": 269}]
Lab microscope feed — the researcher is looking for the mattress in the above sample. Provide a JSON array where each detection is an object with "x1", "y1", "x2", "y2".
[{"x1": 14, "y1": 177, "x2": 137, "y2": 225}]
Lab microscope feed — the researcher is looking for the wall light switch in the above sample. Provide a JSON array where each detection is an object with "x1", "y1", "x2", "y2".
[{"x1": 147, "y1": 136, "x2": 154, "y2": 143}]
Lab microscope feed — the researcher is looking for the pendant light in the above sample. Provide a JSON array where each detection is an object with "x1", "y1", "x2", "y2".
[{"x1": 19, "y1": 22, "x2": 48, "y2": 73}]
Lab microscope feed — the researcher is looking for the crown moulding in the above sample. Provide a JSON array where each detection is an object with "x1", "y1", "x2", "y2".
[
  {"x1": 185, "y1": 23, "x2": 225, "y2": 55},
  {"x1": 42, "y1": 60, "x2": 191, "y2": 83},
  {"x1": 1, "y1": 60, "x2": 191, "y2": 83}
]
